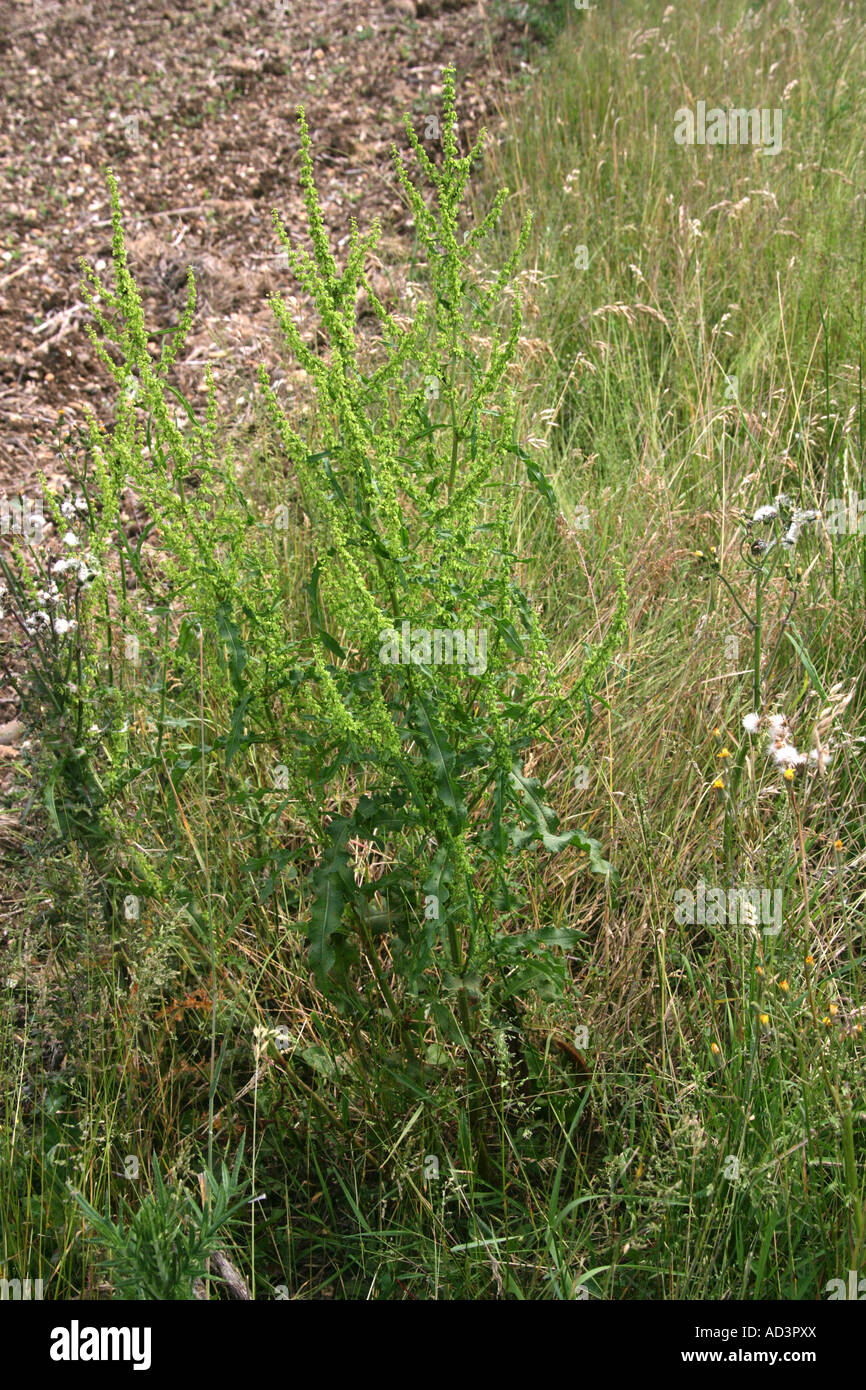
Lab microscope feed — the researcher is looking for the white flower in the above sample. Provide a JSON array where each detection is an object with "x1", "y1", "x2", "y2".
[
  {"x1": 61, "y1": 531, "x2": 79, "y2": 548},
  {"x1": 52, "y1": 557, "x2": 73, "y2": 574},
  {"x1": 753, "y1": 505, "x2": 778, "y2": 523},
  {"x1": 61, "y1": 499, "x2": 75, "y2": 519},
  {"x1": 53, "y1": 617, "x2": 75, "y2": 636},
  {"x1": 742, "y1": 713, "x2": 761, "y2": 733},
  {"x1": 74, "y1": 496, "x2": 88, "y2": 513}
]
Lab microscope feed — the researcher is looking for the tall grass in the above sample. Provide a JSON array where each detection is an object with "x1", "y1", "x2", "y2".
[{"x1": 479, "y1": 0, "x2": 866, "y2": 1297}]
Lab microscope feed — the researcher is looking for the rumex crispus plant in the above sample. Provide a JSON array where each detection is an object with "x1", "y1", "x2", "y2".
[
  {"x1": 5, "y1": 69, "x2": 625, "y2": 1105},
  {"x1": 255, "y1": 69, "x2": 626, "y2": 1030}
]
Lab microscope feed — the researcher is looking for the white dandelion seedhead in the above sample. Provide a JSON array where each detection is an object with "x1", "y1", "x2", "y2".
[
  {"x1": 752, "y1": 694, "x2": 846, "y2": 780},
  {"x1": 760, "y1": 710, "x2": 809, "y2": 771},
  {"x1": 749, "y1": 500, "x2": 819, "y2": 550},
  {"x1": 766, "y1": 713, "x2": 788, "y2": 742},
  {"x1": 771, "y1": 742, "x2": 805, "y2": 768}
]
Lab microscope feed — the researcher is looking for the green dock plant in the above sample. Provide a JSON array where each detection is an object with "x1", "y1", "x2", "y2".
[
  {"x1": 7, "y1": 69, "x2": 625, "y2": 1091},
  {"x1": 255, "y1": 68, "x2": 625, "y2": 1034}
]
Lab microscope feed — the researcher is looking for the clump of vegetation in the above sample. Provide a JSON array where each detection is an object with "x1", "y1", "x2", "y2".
[
  {"x1": 72, "y1": 1149, "x2": 247, "y2": 1301},
  {"x1": 1, "y1": 65, "x2": 624, "y2": 1296},
  {"x1": 6, "y1": 69, "x2": 622, "y2": 1039}
]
